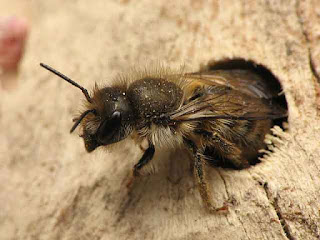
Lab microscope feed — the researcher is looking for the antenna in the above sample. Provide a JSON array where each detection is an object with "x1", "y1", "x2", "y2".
[
  {"x1": 40, "y1": 63, "x2": 92, "y2": 103},
  {"x1": 70, "y1": 109, "x2": 96, "y2": 133}
]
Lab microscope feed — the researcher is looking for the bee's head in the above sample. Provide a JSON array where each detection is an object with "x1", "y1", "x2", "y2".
[
  {"x1": 80, "y1": 87, "x2": 134, "y2": 152},
  {"x1": 40, "y1": 63, "x2": 134, "y2": 152}
]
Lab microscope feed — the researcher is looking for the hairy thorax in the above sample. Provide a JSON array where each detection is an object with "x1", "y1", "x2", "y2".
[
  {"x1": 127, "y1": 77, "x2": 183, "y2": 123},
  {"x1": 126, "y1": 77, "x2": 187, "y2": 148}
]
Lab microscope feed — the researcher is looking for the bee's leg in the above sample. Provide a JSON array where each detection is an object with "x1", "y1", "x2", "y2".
[
  {"x1": 193, "y1": 129, "x2": 249, "y2": 169},
  {"x1": 184, "y1": 139, "x2": 227, "y2": 213},
  {"x1": 133, "y1": 142, "x2": 155, "y2": 176},
  {"x1": 211, "y1": 132, "x2": 249, "y2": 169},
  {"x1": 184, "y1": 139, "x2": 195, "y2": 174},
  {"x1": 126, "y1": 142, "x2": 155, "y2": 189}
]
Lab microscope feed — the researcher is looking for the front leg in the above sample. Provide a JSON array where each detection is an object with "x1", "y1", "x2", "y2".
[
  {"x1": 133, "y1": 141, "x2": 155, "y2": 176},
  {"x1": 126, "y1": 141, "x2": 155, "y2": 189}
]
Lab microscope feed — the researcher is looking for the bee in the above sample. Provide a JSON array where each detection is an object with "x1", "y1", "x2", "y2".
[{"x1": 40, "y1": 62, "x2": 287, "y2": 212}]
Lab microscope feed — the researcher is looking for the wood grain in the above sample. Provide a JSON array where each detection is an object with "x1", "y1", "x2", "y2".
[{"x1": 0, "y1": 0, "x2": 319, "y2": 239}]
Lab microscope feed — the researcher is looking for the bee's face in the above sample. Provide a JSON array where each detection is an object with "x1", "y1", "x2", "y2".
[{"x1": 81, "y1": 87, "x2": 134, "y2": 152}]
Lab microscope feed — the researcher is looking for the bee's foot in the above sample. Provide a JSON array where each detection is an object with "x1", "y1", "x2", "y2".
[
  {"x1": 207, "y1": 202, "x2": 229, "y2": 214},
  {"x1": 126, "y1": 176, "x2": 135, "y2": 189}
]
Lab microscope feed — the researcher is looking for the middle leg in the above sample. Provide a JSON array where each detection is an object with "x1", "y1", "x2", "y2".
[{"x1": 185, "y1": 138, "x2": 227, "y2": 212}]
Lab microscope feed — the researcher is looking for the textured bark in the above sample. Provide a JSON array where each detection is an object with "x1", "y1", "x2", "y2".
[{"x1": 1, "y1": 0, "x2": 320, "y2": 239}]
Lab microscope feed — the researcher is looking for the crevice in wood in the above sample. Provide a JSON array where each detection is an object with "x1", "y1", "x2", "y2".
[
  {"x1": 295, "y1": 0, "x2": 320, "y2": 84},
  {"x1": 262, "y1": 182, "x2": 294, "y2": 240},
  {"x1": 217, "y1": 170, "x2": 252, "y2": 240},
  {"x1": 308, "y1": 51, "x2": 320, "y2": 84}
]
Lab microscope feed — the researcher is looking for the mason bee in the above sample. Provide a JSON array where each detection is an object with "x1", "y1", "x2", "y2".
[{"x1": 40, "y1": 62, "x2": 286, "y2": 212}]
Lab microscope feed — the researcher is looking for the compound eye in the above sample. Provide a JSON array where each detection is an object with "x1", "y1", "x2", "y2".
[
  {"x1": 96, "y1": 111, "x2": 122, "y2": 145},
  {"x1": 112, "y1": 111, "x2": 121, "y2": 119}
]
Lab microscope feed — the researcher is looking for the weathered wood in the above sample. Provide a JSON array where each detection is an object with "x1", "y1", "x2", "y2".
[{"x1": 1, "y1": 0, "x2": 319, "y2": 239}]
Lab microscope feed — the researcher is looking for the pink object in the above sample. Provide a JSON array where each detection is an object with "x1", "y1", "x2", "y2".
[{"x1": 0, "y1": 16, "x2": 28, "y2": 71}]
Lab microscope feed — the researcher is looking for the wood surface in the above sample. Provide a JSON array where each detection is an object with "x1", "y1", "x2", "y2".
[{"x1": 1, "y1": 1, "x2": 320, "y2": 239}]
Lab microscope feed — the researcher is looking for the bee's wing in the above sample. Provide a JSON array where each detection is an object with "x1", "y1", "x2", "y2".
[
  {"x1": 167, "y1": 70, "x2": 287, "y2": 122},
  {"x1": 186, "y1": 70, "x2": 280, "y2": 99}
]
